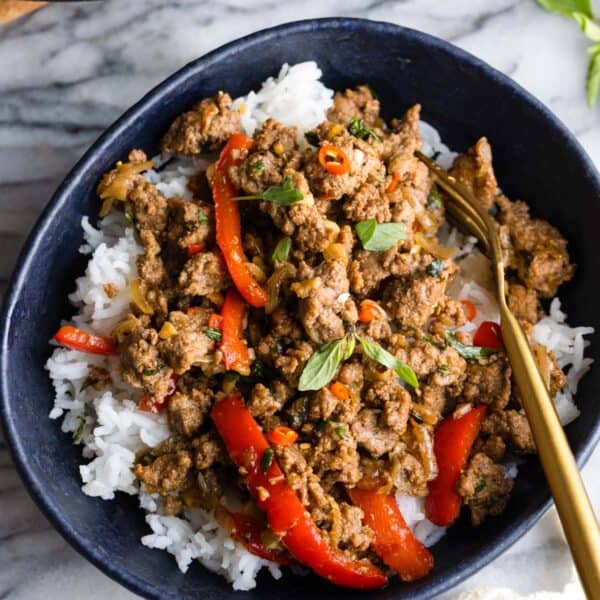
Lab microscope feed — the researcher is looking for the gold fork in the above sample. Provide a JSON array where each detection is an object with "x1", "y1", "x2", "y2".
[{"x1": 415, "y1": 150, "x2": 600, "y2": 597}]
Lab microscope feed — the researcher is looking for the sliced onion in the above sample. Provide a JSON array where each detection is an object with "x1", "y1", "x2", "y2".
[
  {"x1": 414, "y1": 231, "x2": 456, "y2": 259},
  {"x1": 130, "y1": 279, "x2": 154, "y2": 315}
]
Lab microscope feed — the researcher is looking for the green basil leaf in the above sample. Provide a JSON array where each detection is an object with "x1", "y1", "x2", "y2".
[
  {"x1": 261, "y1": 448, "x2": 274, "y2": 473},
  {"x1": 73, "y1": 417, "x2": 85, "y2": 443},
  {"x1": 421, "y1": 334, "x2": 445, "y2": 349},
  {"x1": 272, "y1": 236, "x2": 292, "y2": 263},
  {"x1": 234, "y1": 176, "x2": 303, "y2": 206},
  {"x1": 203, "y1": 328, "x2": 222, "y2": 342},
  {"x1": 142, "y1": 363, "x2": 165, "y2": 377},
  {"x1": 357, "y1": 337, "x2": 419, "y2": 390},
  {"x1": 347, "y1": 118, "x2": 382, "y2": 143},
  {"x1": 298, "y1": 335, "x2": 354, "y2": 392},
  {"x1": 587, "y1": 46, "x2": 600, "y2": 106},
  {"x1": 336, "y1": 425, "x2": 348, "y2": 440},
  {"x1": 574, "y1": 11, "x2": 600, "y2": 40},
  {"x1": 426, "y1": 184, "x2": 443, "y2": 210},
  {"x1": 197, "y1": 209, "x2": 209, "y2": 225},
  {"x1": 444, "y1": 331, "x2": 500, "y2": 360},
  {"x1": 426, "y1": 258, "x2": 445, "y2": 278},
  {"x1": 355, "y1": 219, "x2": 406, "y2": 251},
  {"x1": 537, "y1": 0, "x2": 593, "y2": 18}
]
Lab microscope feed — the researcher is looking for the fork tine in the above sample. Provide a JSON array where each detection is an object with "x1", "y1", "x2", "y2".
[{"x1": 444, "y1": 199, "x2": 490, "y2": 256}]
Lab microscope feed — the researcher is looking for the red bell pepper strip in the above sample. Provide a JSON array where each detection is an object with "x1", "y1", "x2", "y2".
[
  {"x1": 425, "y1": 405, "x2": 488, "y2": 526},
  {"x1": 348, "y1": 488, "x2": 433, "y2": 581},
  {"x1": 187, "y1": 243, "x2": 205, "y2": 258},
  {"x1": 211, "y1": 393, "x2": 387, "y2": 589},
  {"x1": 53, "y1": 325, "x2": 117, "y2": 356},
  {"x1": 211, "y1": 133, "x2": 268, "y2": 308},
  {"x1": 220, "y1": 288, "x2": 251, "y2": 376},
  {"x1": 214, "y1": 505, "x2": 291, "y2": 564},
  {"x1": 473, "y1": 321, "x2": 503, "y2": 349}
]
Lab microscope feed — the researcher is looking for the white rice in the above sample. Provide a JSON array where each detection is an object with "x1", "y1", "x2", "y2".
[{"x1": 45, "y1": 61, "x2": 594, "y2": 590}]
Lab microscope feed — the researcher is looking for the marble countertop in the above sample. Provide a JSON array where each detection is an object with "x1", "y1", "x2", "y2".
[{"x1": 1, "y1": 1, "x2": 599, "y2": 598}]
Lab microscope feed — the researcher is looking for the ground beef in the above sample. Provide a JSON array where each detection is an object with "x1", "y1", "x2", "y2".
[
  {"x1": 137, "y1": 229, "x2": 168, "y2": 288},
  {"x1": 497, "y1": 196, "x2": 575, "y2": 298},
  {"x1": 157, "y1": 309, "x2": 216, "y2": 374},
  {"x1": 482, "y1": 410, "x2": 536, "y2": 454},
  {"x1": 134, "y1": 451, "x2": 193, "y2": 495},
  {"x1": 296, "y1": 260, "x2": 351, "y2": 344},
  {"x1": 383, "y1": 259, "x2": 455, "y2": 332},
  {"x1": 327, "y1": 85, "x2": 380, "y2": 126},
  {"x1": 166, "y1": 197, "x2": 213, "y2": 251},
  {"x1": 343, "y1": 181, "x2": 391, "y2": 223},
  {"x1": 248, "y1": 383, "x2": 287, "y2": 418},
  {"x1": 162, "y1": 91, "x2": 240, "y2": 154},
  {"x1": 178, "y1": 251, "x2": 231, "y2": 297},
  {"x1": 337, "y1": 502, "x2": 374, "y2": 552},
  {"x1": 449, "y1": 137, "x2": 498, "y2": 210},
  {"x1": 352, "y1": 409, "x2": 399, "y2": 458},
  {"x1": 309, "y1": 421, "x2": 362, "y2": 487},
  {"x1": 231, "y1": 118, "x2": 301, "y2": 195},
  {"x1": 462, "y1": 355, "x2": 512, "y2": 411},
  {"x1": 507, "y1": 282, "x2": 541, "y2": 325},
  {"x1": 168, "y1": 377, "x2": 215, "y2": 437},
  {"x1": 191, "y1": 432, "x2": 225, "y2": 470},
  {"x1": 117, "y1": 316, "x2": 174, "y2": 399},
  {"x1": 304, "y1": 130, "x2": 384, "y2": 200},
  {"x1": 458, "y1": 452, "x2": 514, "y2": 526}
]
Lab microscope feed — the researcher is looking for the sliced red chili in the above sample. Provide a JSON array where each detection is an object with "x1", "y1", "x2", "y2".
[
  {"x1": 318, "y1": 144, "x2": 351, "y2": 175},
  {"x1": 460, "y1": 300, "x2": 477, "y2": 322},
  {"x1": 187, "y1": 243, "x2": 205, "y2": 258}
]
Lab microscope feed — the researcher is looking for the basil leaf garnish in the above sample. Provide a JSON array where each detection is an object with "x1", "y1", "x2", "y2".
[
  {"x1": 272, "y1": 236, "x2": 292, "y2": 263},
  {"x1": 203, "y1": 328, "x2": 222, "y2": 342},
  {"x1": 298, "y1": 335, "x2": 355, "y2": 392},
  {"x1": 357, "y1": 336, "x2": 419, "y2": 390},
  {"x1": 444, "y1": 331, "x2": 500, "y2": 360},
  {"x1": 234, "y1": 176, "x2": 303, "y2": 206},
  {"x1": 355, "y1": 219, "x2": 406, "y2": 252}
]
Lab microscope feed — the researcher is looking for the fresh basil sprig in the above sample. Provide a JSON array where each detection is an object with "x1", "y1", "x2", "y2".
[
  {"x1": 272, "y1": 236, "x2": 292, "y2": 263},
  {"x1": 298, "y1": 334, "x2": 355, "y2": 391},
  {"x1": 357, "y1": 336, "x2": 419, "y2": 390},
  {"x1": 537, "y1": 0, "x2": 600, "y2": 105},
  {"x1": 355, "y1": 219, "x2": 406, "y2": 252},
  {"x1": 444, "y1": 331, "x2": 501, "y2": 361},
  {"x1": 298, "y1": 333, "x2": 418, "y2": 391},
  {"x1": 234, "y1": 176, "x2": 303, "y2": 206},
  {"x1": 347, "y1": 118, "x2": 382, "y2": 143}
]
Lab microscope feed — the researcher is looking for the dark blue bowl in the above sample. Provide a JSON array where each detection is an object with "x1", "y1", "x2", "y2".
[{"x1": 2, "y1": 18, "x2": 599, "y2": 599}]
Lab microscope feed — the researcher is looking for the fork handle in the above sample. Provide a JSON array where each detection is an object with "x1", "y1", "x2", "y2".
[{"x1": 500, "y1": 304, "x2": 600, "y2": 597}]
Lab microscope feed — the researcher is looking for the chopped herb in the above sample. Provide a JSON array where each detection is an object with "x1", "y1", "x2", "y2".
[
  {"x1": 289, "y1": 412, "x2": 305, "y2": 428},
  {"x1": 298, "y1": 334, "x2": 355, "y2": 392},
  {"x1": 142, "y1": 450, "x2": 157, "y2": 465},
  {"x1": 305, "y1": 130, "x2": 321, "y2": 146},
  {"x1": 124, "y1": 210, "x2": 133, "y2": 222},
  {"x1": 142, "y1": 363, "x2": 165, "y2": 377},
  {"x1": 445, "y1": 331, "x2": 501, "y2": 361},
  {"x1": 317, "y1": 418, "x2": 330, "y2": 431},
  {"x1": 475, "y1": 478, "x2": 487, "y2": 494},
  {"x1": 437, "y1": 364, "x2": 449, "y2": 375},
  {"x1": 421, "y1": 334, "x2": 445, "y2": 349},
  {"x1": 203, "y1": 328, "x2": 222, "y2": 342},
  {"x1": 336, "y1": 425, "x2": 348, "y2": 440},
  {"x1": 275, "y1": 340, "x2": 285, "y2": 355},
  {"x1": 347, "y1": 118, "x2": 382, "y2": 143},
  {"x1": 426, "y1": 258, "x2": 445, "y2": 278},
  {"x1": 197, "y1": 209, "x2": 209, "y2": 225},
  {"x1": 357, "y1": 337, "x2": 419, "y2": 390},
  {"x1": 261, "y1": 448, "x2": 274, "y2": 473},
  {"x1": 272, "y1": 236, "x2": 292, "y2": 263},
  {"x1": 250, "y1": 159, "x2": 265, "y2": 174},
  {"x1": 355, "y1": 219, "x2": 406, "y2": 251},
  {"x1": 72, "y1": 417, "x2": 85, "y2": 443},
  {"x1": 80, "y1": 377, "x2": 96, "y2": 392},
  {"x1": 234, "y1": 176, "x2": 303, "y2": 206},
  {"x1": 250, "y1": 358, "x2": 267, "y2": 380},
  {"x1": 426, "y1": 184, "x2": 443, "y2": 210}
]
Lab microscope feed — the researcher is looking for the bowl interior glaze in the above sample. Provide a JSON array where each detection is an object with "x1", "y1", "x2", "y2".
[{"x1": 2, "y1": 18, "x2": 600, "y2": 600}]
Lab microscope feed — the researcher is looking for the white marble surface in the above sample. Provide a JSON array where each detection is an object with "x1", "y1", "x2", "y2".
[{"x1": 1, "y1": 0, "x2": 599, "y2": 598}]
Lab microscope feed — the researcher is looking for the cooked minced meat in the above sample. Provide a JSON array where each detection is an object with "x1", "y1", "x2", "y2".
[{"x1": 94, "y1": 84, "x2": 574, "y2": 572}]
